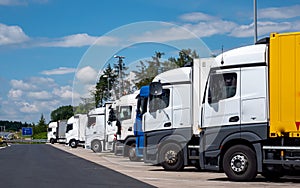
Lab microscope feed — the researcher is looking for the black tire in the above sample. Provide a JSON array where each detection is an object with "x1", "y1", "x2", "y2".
[
  {"x1": 128, "y1": 143, "x2": 140, "y2": 161},
  {"x1": 69, "y1": 140, "x2": 78, "y2": 148},
  {"x1": 50, "y1": 139, "x2": 55, "y2": 144},
  {"x1": 159, "y1": 143, "x2": 184, "y2": 171},
  {"x1": 223, "y1": 145, "x2": 257, "y2": 181},
  {"x1": 91, "y1": 140, "x2": 102, "y2": 153}
]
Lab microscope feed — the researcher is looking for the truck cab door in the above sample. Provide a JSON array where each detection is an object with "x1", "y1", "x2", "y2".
[
  {"x1": 144, "y1": 86, "x2": 173, "y2": 132},
  {"x1": 202, "y1": 68, "x2": 241, "y2": 129},
  {"x1": 105, "y1": 103, "x2": 116, "y2": 143}
]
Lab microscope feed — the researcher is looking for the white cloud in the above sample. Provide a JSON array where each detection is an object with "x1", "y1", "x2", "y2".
[
  {"x1": 230, "y1": 21, "x2": 292, "y2": 38},
  {"x1": 41, "y1": 67, "x2": 76, "y2": 75},
  {"x1": 259, "y1": 5, "x2": 300, "y2": 19},
  {"x1": 8, "y1": 89, "x2": 23, "y2": 99},
  {"x1": 27, "y1": 91, "x2": 52, "y2": 100},
  {"x1": 183, "y1": 20, "x2": 237, "y2": 37},
  {"x1": 19, "y1": 102, "x2": 39, "y2": 113},
  {"x1": 29, "y1": 77, "x2": 57, "y2": 87},
  {"x1": 0, "y1": 23, "x2": 29, "y2": 45},
  {"x1": 52, "y1": 85, "x2": 79, "y2": 99},
  {"x1": 10, "y1": 79, "x2": 36, "y2": 90},
  {"x1": 179, "y1": 12, "x2": 216, "y2": 22},
  {"x1": 94, "y1": 36, "x2": 120, "y2": 46},
  {"x1": 40, "y1": 33, "x2": 99, "y2": 47},
  {"x1": 75, "y1": 66, "x2": 98, "y2": 84}
]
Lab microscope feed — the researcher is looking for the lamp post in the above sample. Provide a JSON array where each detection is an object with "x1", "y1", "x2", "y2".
[
  {"x1": 254, "y1": 0, "x2": 257, "y2": 43},
  {"x1": 114, "y1": 55, "x2": 125, "y2": 97},
  {"x1": 103, "y1": 75, "x2": 110, "y2": 100}
]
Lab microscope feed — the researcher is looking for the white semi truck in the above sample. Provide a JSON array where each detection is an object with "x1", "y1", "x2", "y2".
[
  {"x1": 65, "y1": 114, "x2": 88, "y2": 148},
  {"x1": 47, "y1": 120, "x2": 67, "y2": 144},
  {"x1": 114, "y1": 92, "x2": 139, "y2": 160},
  {"x1": 142, "y1": 57, "x2": 215, "y2": 170},
  {"x1": 146, "y1": 32, "x2": 300, "y2": 181},
  {"x1": 85, "y1": 102, "x2": 117, "y2": 152}
]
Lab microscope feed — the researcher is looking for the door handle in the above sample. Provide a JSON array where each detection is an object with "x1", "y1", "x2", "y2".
[
  {"x1": 164, "y1": 122, "x2": 171, "y2": 127},
  {"x1": 229, "y1": 116, "x2": 239, "y2": 122}
]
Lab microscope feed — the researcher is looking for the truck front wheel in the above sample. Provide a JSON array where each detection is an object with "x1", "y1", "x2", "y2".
[
  {"x1": 159, "y1": 143, "x2": 184, "y2": 171},
  {"x1": 91, "y1": 140, "x2": 102, "y2": 153},
  {"x1": 50, "y1": 138, "x2": 55, "y2": 144},
  {"x1": 69, "y1": 140, "x2": 78, "y2": 148},
  {"x1": 223, "y1": 145, "x2": 257, "y2": 181},
  {"x1": 128, "y1": 143, "x2": 140, "y2": 161}
]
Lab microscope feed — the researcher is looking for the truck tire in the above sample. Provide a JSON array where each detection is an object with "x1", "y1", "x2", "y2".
[
  {"x1": 159, "y1": 143, "x2": 184, "y2": 171},
  {"x1": 50, "y1": 138, "x2": 55, "y2": 144},
  {"x1": 91, "y1": 140, "x2": 102, "y2": 153},
  {"x1": 69, "y1": 140, "x2": 78, "y2": 148},
  {"x1": 223, "y1": 145, "x2": 257, "y2": 181},
  {"x1": 128, "y1": 143, "x2": 140, "y2": 161}
]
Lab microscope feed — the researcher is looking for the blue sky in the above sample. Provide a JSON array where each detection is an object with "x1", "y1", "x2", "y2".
[{"x1": 0, "y1": 0, "x2": 299, "y2": 124}]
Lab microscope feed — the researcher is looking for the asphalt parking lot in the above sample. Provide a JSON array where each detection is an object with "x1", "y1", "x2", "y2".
[{"x1": 51, "y1": 143, "x2": 300, "y2": 188}]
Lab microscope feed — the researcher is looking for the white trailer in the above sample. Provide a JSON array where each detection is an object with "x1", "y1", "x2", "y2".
[
  {"x1": 85, "y1": 102, "x2": 117, "y2": 152},
  {"x1": 65, "y1": 114, "x2": 87, "y2": 148}
]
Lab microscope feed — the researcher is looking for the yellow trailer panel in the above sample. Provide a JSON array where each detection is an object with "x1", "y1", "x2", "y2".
[{"x1": 269, "y1": 32, "x2": 300, "y2": 137}]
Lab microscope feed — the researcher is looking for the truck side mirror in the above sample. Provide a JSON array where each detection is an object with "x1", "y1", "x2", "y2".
[{"x1": 150, "y1": 82, "x2": 162, "y2": 96}]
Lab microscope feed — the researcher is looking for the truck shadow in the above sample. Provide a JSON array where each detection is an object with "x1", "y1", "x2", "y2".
[
  {"x1": 208, "y1": 176, "x2": 300, "y2": 183},
  {"x1": 149, "y1": 167, "x2": 300, "y2": 183}
]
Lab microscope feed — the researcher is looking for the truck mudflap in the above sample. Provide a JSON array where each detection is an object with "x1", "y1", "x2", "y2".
[{"x1": 143, "y1": 144, "x2": 159, "y2": 164}]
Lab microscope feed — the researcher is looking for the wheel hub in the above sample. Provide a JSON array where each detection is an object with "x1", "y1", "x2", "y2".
[
  {"x1": 230, "y1": 154, "x2": 247, "y2": 173},
  {"x1": 165, "y1": 150, "x2": 177, "y2": 164}
]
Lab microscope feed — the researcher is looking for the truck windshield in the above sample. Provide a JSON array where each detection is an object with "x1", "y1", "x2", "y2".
[
  {"x1": 87, "y1": 116, "x2": 96, "y2": 127},
  {"x1": 119, "y1": 106, "x2": 132, "y2": 121},
  {"x1": 66, "y1": 124, "x2": 73, "y2": 133},
  {"x1": 137, "y1": 97, "x2": 148, "y2": 116},
  {"x1": 149, "y1": 89, "x2": 170, "y2": 113}
]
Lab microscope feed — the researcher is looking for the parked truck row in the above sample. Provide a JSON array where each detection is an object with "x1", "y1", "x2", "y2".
[{"x1": 48, "y1": 31, "x2": 300, "y2": 181}]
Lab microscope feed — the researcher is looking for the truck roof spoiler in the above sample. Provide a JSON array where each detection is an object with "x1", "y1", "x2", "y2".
[{"x1": 256, "y1": 37, "x2": 269, "y2": 45}]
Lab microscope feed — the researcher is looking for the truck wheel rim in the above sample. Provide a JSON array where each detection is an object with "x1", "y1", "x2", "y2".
[
  {"x1": 93, "y1": 144, "x2": 99, "y2": 150},
  {"x1": 129, "y1": 147, "x2": 136, "y2": 158},
  {"x1": 230, "y1": 154, "x2": 247, "y2": 173},
  {"x1": 165, "y1": 150, "x2": 177, "y2": 164}
]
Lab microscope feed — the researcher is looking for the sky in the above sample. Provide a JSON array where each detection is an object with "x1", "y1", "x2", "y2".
[{"x1": 0, "y1": 0, "x2": 299, "y2": 124}]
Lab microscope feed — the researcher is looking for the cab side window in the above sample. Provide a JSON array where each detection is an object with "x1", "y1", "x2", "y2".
[
  {"x1": 208, "y1": 73, "x2": 237, "y2": 103},
  {"x1": 149, "y1": 89, "x2": 170, "y2": 112}
]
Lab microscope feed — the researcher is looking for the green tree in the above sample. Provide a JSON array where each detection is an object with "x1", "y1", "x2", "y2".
[
  {"x1": 112, "y1": 57, "x2": 130, "y2": 98},
  {"x1": 50, "y1": 105, "x2": 73, "y2": 122},
  {"x1": 32, "y1": 114, "x2": 47, "y2": 139},
  {"x1": 133, "y1": 51, "x2": 166, "y2": 88},
  {"x1": 168, "y1": 49, "x2": 199, "y2": 67},
  {"x1": 133, "y1": 49, "x2": 199, "y2": 89},
  {"x1": 94, "y1": 64, "x2": 118, "y2": 107}
]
